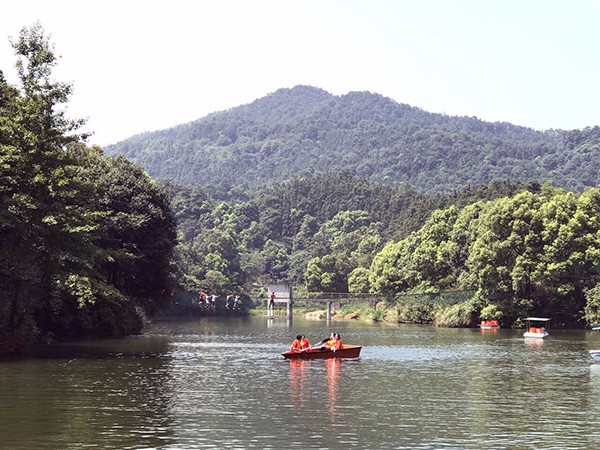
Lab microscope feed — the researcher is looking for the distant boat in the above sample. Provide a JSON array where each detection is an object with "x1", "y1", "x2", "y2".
[
  {"x1": 480, "y1": 319, "x2": 500, "y2": 329},
  {"x1": 592, "y1": 326, "x2": 600, "y2": 331},
  {"x1": 523, "y1": 317, "x2": 550, "y2": 339},
  {"x1": 590, "y1": 350, "x2": 600, "y2": 362}
]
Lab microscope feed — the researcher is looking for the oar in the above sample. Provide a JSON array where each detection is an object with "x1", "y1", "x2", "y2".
[{"x1": 301, "y1": 338, "x2": 329, "y2": 352}]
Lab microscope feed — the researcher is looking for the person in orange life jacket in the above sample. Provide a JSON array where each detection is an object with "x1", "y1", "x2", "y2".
[
  {"x1": 324, "y1": 332, "x2": 337, "y2": 350},
  {"x1": 300, "y1": 335, "x2": 310, "y2": 350},
  {"x1": 290, "y1": 335, "x2": 303, "y2": 353},
  {"x1": 331, "y1": 333, "x2": 343, "y2": 351}
]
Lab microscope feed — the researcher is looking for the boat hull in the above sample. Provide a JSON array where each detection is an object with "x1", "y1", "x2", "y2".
[
  {"x1": 590, "y1": 350, "x2": 600, "y2": 362},
  {"x1": 523, "y1": 331, "x2": 549, "y2": 339},
  {"x1": 282, "y1": 345, "x2": 362, "y2": 360}
]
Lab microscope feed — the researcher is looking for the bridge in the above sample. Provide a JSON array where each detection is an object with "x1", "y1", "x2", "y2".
[
  {"x1": 295, "y1": 293, "x2": 382, "y2": 321},
  {"x1": 267, "y1": 285, "x2": 383, "y2": 320},
  {"x1": 266, "y1": 283, "x2": 476, "y2": 321}
]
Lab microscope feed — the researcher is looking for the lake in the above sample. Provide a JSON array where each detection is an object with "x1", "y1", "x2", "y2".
[{"x1": 1, "y1": 316, "x2": 600, "y2": 449}]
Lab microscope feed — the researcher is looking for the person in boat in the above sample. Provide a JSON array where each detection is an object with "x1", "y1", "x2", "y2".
[
  {"x1": 325, "y1": 333, "x2": 343, "y2": 351},
  {"x1": 324, "y1": 332, "x2": 336, "y2": 349},
  {"x1": 290, "y1": 334, "x2": 304, "y2": 353},
  {"x1": 331, "y1": 333, "x2": 343, "y2": 351},
  {"x1": 300, "y1": 335, "x2": 310, "y2": 350}
]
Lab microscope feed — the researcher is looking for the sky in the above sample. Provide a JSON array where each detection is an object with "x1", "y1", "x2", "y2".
[{"x1": 1, "y1": 0, "x2": 599, "y2": 147}]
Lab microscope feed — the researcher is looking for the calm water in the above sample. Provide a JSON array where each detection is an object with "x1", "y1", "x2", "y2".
[{"x1": 2, "y1": 317, "x2": 600, "y2": 449}]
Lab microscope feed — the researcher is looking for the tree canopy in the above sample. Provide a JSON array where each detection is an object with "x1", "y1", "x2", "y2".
[
  {"x1": 106, "y1": 86, "x2": 600, "y2": 194},
  {"x1": 0, "y1": 24, "x2": 176, "y2": 354}
]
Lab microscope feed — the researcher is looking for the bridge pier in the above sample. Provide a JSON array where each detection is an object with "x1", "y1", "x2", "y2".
[
  {"x1": 267, "y1": 299, "x2": 293, "y2": 319},
  {"x1": 326, "y1": 301, "x2": 332, "y2": 321}
]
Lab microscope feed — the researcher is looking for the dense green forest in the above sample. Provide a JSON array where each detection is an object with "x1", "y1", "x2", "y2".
[
  {"x1": 4, "y1": 25, "x2": 600, "y2": 357},
  {"x1": 168, "y1": 172, "x2": 530, "y2": 297},
  {"x1": 369, "y1": 184, "x2": 600, "y2": 328},
  {"x1": 166, "y1": 173, "x2": 600, "y2": 329},
  {"x1": 106, "y1": 85, "x2": 600, "y2": 194},
  {"x1": 0, "y1": 25, "x2": 176, "y2": 354}
]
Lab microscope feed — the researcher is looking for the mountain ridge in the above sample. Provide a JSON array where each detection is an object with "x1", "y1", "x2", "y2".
[{"x1": 105, "y1": 85, "x2": 600, "y2": 193}]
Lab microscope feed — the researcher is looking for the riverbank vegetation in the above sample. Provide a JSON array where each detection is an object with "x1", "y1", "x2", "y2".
[{"x1": 167, "y1": 174, "x2": 600, "y2": 329}]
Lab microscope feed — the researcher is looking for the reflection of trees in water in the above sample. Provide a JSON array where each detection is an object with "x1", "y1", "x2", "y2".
[{"x1": 1, "y1": 336, "x2": 176, "y2": 449}]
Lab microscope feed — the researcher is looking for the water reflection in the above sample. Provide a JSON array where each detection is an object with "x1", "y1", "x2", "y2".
[
  {"x1": 524, "y1": 337, "x2": 544, "y2": 349},
  {"x1": 480, "y1": 327, "x2": 498, "y2": 334},
  {"x1": 0, "y1": 337, "x2": 177, "y2": 449},
  {"x1": 289, "y1": 359, "x2": 308, "y2": 408},
  {"x1": 5, "y1": 319, "x2": 600, "y2": 449},
  {"x1": 326, "y1": 358, "x2": 341, "y2": 416}
]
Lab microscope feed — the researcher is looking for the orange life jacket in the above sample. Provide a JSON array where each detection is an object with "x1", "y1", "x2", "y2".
[
  {"x1": 327, "y1": 338, "x2": 342, "y2": 351},
  {"x1": 290, "y1": 339, "x2": 302, "y2": 353},
  {"x1": 300, "y1": 338, "x2": 310, "y2": 350}
]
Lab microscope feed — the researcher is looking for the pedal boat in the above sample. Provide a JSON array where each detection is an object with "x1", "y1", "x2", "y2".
[{"x1": 523, "y1": 317, "x2": 550, "y2": 339}]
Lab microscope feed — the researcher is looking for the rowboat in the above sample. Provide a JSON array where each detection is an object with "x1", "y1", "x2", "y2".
[
  {"x1": 282, "y1": 345, "x2": 362, "y2": 360},
  {"x1": 523, "y1": 317, "x2": 550, "y2": 339},
  {"x1": 590, "y1": 350, "x2": 600, "y2": 362}
]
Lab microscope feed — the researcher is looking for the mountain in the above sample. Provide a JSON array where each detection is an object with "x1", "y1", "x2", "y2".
[{"x1": 105, "y1": 85, "x2": 600, "y2": 193}]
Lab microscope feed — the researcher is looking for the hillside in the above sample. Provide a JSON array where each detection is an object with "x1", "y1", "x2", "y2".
[{"x1": 105, "y1": 85, "x2": 600, "y2": 193}]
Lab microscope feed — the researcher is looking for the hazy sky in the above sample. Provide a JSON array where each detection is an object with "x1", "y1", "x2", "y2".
[{"x1": 1, "y1": 0, "x2": 599, "y2": 146}]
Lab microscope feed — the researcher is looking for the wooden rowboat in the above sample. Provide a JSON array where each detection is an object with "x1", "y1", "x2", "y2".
[{"x1": 282, "y1": 344, "x2": 362, "y2": 360}]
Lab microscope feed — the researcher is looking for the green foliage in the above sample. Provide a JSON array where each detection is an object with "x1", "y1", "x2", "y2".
[
  {"x1": 433, "y1": 301, "x2": 476, "y2": 328},
  {"x1": 479, "y1": 304, "x2": 502, "y2": 320},
  {"x1": 368, "y1": 186, "x2": 600, "y2": 327},
  {"x1": 584, "y1": 285, "x2": 600, "y2": 326},
  {"x1": 0, "y1": 25, "x2": 176, "y2": 352},
  {"x1": 166, "y1": 171, "x2": 497, "y2": 297},
  {"x1": 348, "y1": 267, "x2": 371, "y2": 293},
  {"x1": 106, "y1": 85, "x2": 600, "y2": 195},
  {"x1": 395, "y1": 302, "x2": 434, "y2": 324}
]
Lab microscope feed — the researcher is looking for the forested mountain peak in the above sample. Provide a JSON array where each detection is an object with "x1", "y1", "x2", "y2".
[
  {"x1": 228, "y1": 85, "x2": 332, "y2": 122},
  {"x1": 105, "y1": 85, "x2": 600, "y2": 193}
]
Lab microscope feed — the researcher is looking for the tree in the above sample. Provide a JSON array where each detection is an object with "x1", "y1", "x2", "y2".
[
  {"x1": 1, "y1": 23, "x2": 87, "y2": 350},
  {"x1": 1, "y1": 25, "x2": 177, "y2": 351}
]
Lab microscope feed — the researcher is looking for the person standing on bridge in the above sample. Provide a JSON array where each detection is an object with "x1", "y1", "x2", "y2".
[{"x1": 269, "y1": 291, "x2": 276, "y2": 312}]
